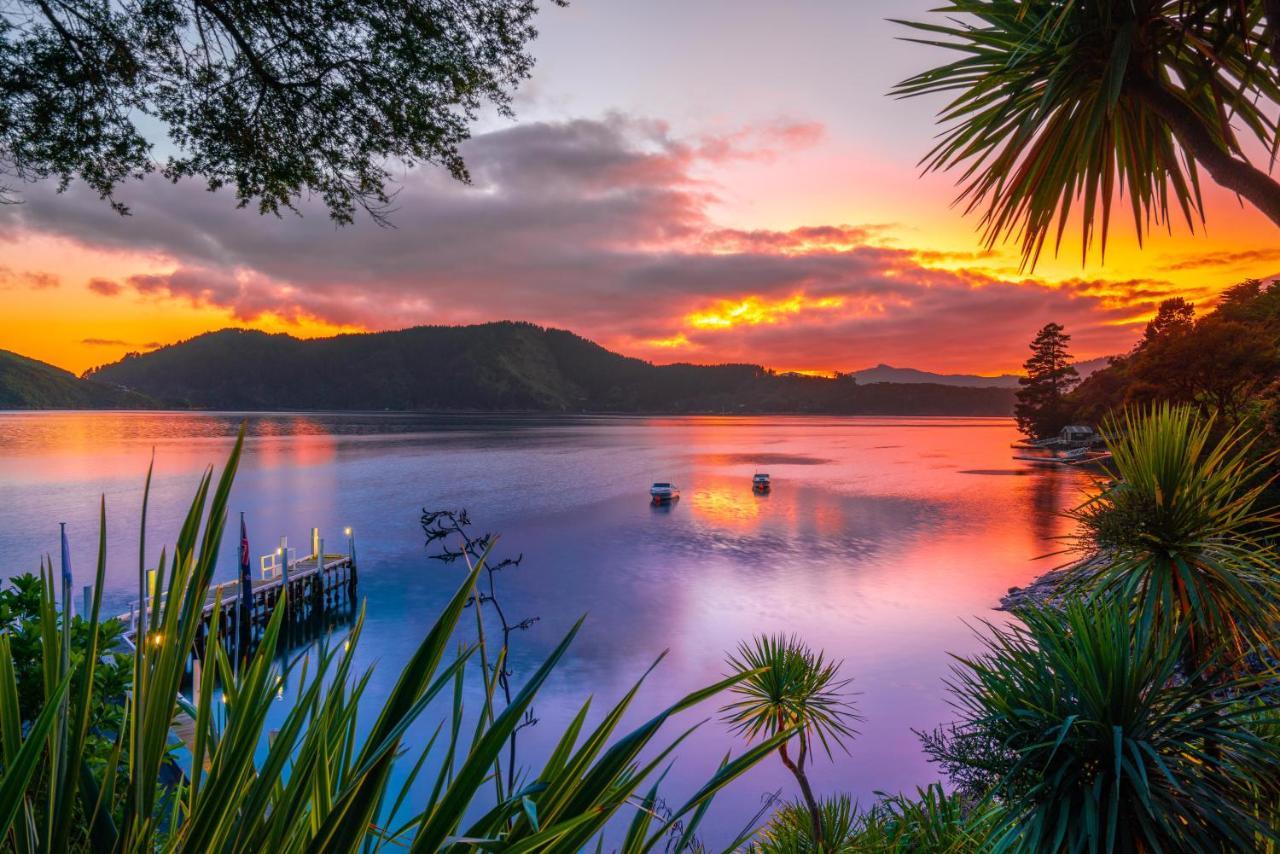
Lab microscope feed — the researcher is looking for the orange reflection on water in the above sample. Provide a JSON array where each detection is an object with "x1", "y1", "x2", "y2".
[
  {"x1": 0, "y1": 412, "x2": 339, "y2": 486},
  {"x1": 686, "y1": 479, "x2": 767, "y2": 530},
  {"x1": 253, "y1": 417, "x2": 338, "y2": 470}
]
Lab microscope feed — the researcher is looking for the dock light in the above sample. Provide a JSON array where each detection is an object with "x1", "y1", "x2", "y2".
[
  {"x1": 277, "y1": 547, "x2": 282, "y2": 555},
  {"x1": 344, "y1": 527, "x2": 352, "y2": 536},
  {"x1": 343, "y1": 639, "x2": 350, "y2": 652},
  {"x1": 151, "y1": 633, "x2": 163, "y2": 646}
]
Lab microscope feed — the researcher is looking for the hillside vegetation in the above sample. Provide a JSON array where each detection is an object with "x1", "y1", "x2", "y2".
[
  {"x1": 0, "y1": 349, "x2": 155, "y2": 409},
  {"x1": 1068, "y1": 279, "x2": 1280, "y2": 430},
  {"x1": 85, "y1": 322, "x2": 1016, "y2": 414}
]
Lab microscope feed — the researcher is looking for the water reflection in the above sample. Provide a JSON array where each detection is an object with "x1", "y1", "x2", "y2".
[{"x1": 0, "y1": 412, "x2": 1094, "y2": 845}]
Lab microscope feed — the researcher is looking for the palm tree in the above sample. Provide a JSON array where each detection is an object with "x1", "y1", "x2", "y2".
[
  {"x1": 894, "y1": 2, "x2": 1280, "y2": 268},
  {"x1": 722, "y1": 634, "x2": 859, "y2": 848},
  {"x1": 1067, "y1": 403, "x2": 1280, "y2": 673},
  {"x1": 949, "y1": 599, "x2": 1280, "y2": 851}
]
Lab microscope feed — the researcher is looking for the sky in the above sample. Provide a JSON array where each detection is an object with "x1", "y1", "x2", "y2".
[{"x1": 2, "y1": 0, "x2": 1279, "y2": 377}]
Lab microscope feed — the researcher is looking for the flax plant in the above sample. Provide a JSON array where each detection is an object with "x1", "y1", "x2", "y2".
[
  {"x1": 0, "y1": 426, "x2": 787, "y2": 852},
  {"x1": 949, "y1": 600, "x2": 1280, "y2": 851},
  {"x1": 1067, "y1": 403, "x2": 1280, "y2": 673},
  {"x1": 754, "y1": 787, "x2": 995, "y2": 853}
]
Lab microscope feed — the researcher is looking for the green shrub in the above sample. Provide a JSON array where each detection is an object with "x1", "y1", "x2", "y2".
[
  {"x1": 754, "y1": 786, "x2": 994, "y2": 853},
  {"x1": 946, "y1": 599, "x2": 1280, "y2": 851},
  {"x1": 1067, "y1": 403, "x2": 1280, "y2": 672}
]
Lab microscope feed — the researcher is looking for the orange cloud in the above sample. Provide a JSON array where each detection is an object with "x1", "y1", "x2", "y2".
[
  {"x1": 647, "y1": 333, "x2": 692, "y2": 348},
  {"x1": 687, "y1": 294, "x2": 847, "y2": 330}
]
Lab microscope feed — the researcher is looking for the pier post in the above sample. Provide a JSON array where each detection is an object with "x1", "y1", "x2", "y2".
[
  {"x1": 313, "y1": 537, "x2": 326, "y2": 620},
  {"x1": 279, "y1": 536, "x2": 290, "y2": 615},
  {"x1": 145, "y1": 569, "x2": 157, "y2": 632},
  {"x1": 82, "y1": 585, "x2": 91, "y2": 621},
  {"x1": 346, "y1": 527, "x2": 358, "y2": 600}
]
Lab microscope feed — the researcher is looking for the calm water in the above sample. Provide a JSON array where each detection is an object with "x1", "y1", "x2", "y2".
[{"x1": 0, "y1": 412, "x2": 1090, "y2": 843}]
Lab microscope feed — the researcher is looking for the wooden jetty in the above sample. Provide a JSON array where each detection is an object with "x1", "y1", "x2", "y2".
[
  {"x1": 117, "y1": 526, "x2": 359, "y2": 665},
  {"x1": 102, "y1": 525, "x2": 359, "y2": 771}
]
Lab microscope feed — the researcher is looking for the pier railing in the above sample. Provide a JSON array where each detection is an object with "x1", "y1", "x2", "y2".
[{"x1": 116, "y1": 527, "x2": 359, "y2": 657}]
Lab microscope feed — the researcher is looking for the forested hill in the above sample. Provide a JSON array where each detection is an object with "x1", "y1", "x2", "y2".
[
  {"x1": 0, "y1": 349, "x2": 156, "y2": 409},
  {"x1": 84, "y1": 322, "x2": 1017, "y2": 414},
  {"x1": 1067, "y1": 279, "x2": 1280, "y2": 427}
]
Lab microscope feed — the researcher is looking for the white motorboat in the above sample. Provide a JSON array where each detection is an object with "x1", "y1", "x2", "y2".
[{"x1": 650, "y1": 482, "x2": 680, "y2": 503}]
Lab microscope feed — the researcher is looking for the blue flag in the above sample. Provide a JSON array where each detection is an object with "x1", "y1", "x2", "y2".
[{"x1": 59, "y1": 522, "x2": 73, "y2": 589}]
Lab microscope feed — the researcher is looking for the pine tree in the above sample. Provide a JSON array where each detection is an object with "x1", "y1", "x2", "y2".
[{"x1": 1015, "y1": 323, "x2": 1080, "y2": 437}]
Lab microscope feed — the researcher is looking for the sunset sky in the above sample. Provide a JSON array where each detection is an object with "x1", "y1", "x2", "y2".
[{"x1": 2, "y1": 0, "x2": 1278, "y2": 377}]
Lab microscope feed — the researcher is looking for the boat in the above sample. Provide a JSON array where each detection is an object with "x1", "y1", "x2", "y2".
[
  {"x1": 752, "y1": 472, "x2": 771, "y2": 492},
  {"x1": 1065, "y1": 449, "x2": 1113, "y2": 469},
  {"x1": 1013, "y1": 447, "x2": 1113, "y2": 468},
  {"x1": 649, "y1": 482, "x2": 680, "y2": 503},
  {"x1": 1011, "y1": 424, "x2": 1101, "y2": 450}
]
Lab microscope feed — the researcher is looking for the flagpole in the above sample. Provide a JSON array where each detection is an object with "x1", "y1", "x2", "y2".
[
  {"x1": 58, "y1": 523, "x2": 73, "y2": 805},
  {"x1": 238, "y1": 512, "x2": 253, "y2": 671}
]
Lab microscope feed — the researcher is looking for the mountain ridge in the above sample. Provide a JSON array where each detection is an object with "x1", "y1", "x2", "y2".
[
  {"x1": 849, "y1": 357, "x2": 1111, "y2": 388},
  {"x1": 77, "y1": 322, "x2": 1018, "y2": 415}
]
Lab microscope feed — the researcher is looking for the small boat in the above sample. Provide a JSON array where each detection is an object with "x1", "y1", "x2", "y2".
[
  {"x1": 650, "y1": 482, "x2": 680, "y2": 503},
  {"x1": 1065, "y1": 449, "x2": 1113, "y2": 469},
  {"x1": 1013, "y1": 447, "x2": 1113, "y2": 468},
  {"x1": 752, "y1": 472, "x2": 771, "y2": 492},
  {"x1": 1011, "y1": 424, "x2": 1101, "y2": 450}
]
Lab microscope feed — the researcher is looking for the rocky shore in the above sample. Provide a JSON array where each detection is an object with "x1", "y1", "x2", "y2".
[{"x1": 999, "y1": 555, "x2": 1107, "y2": 611}]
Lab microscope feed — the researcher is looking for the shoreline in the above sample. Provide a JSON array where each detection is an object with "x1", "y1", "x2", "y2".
[{"x1": 999, "y1": 555, "x2": 1107, "y2": 612}]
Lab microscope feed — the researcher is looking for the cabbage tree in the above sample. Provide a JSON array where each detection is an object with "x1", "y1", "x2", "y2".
[{"x1": 895, "y1": 1, "x2": 1280, "y2": 268}]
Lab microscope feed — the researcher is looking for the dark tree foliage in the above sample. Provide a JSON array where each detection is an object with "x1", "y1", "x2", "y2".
[
  {"x1": 916, "y1": 723, "x2": 1013, "y2": 802},
  {"x1": 1071, "y1": 282, "x2": 1280, "y2": 427},
  {"x1": 0, "y1": 0, "x2": 562, "y2": 222},
  {"x1": 0, "y1": 348, "x2": 156, "y2": 408},
  {"x1": 1142, "y1": 296, "x2": 1195, "y2": 345},
  {"x1": 942, "y1": 601, "x2": 1280, "y2": 850},
  {"x1": 1014, "y1": 322, "x2": 1079, "y2": 437},
  {"x1": 0, "y1": 573, "x2": 130, "y2": 768}
]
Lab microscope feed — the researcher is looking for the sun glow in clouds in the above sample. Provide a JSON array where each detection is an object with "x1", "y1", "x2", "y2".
[
  {"x1": 648, "y1": 333, "x2": 691, "y2": 348},
  {"x1": 686, "y1": 293, "x2": 846, "y2": 330}
]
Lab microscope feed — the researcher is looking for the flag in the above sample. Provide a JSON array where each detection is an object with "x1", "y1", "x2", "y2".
[
  {"x1": 238, "y1": 512, "x2": 253, "y2": 656},
  {"x1": 59, "y1": 522, "x2": 73, "y2": 589}
]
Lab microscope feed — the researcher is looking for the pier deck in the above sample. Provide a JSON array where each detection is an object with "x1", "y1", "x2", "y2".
[
  {"x1": 117, "y1": 523, "x2": 360, "y2": 673},
  {"x1": 108, "y1": 528, "x2": 359, "y2": 778}
]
